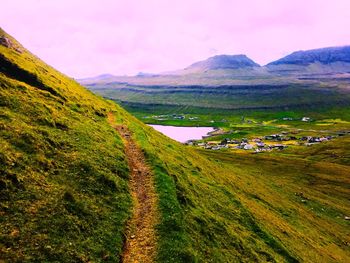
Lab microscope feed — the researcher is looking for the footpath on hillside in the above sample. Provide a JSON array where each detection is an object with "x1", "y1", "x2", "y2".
[{"x1": 108, "y1": 113, "x2": 159, "y2": 263}]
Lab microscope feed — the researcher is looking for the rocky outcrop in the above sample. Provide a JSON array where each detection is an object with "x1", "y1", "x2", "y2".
[
  {"x1": 0, "y1": 35, "x2": 22, "y2": 53},
  {"x1": 0, "y1": 36, "x2": 12, "y2": 48}
]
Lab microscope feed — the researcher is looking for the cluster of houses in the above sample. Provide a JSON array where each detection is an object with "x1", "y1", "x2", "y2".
[
  {"x1": 282, "y1": 117, "x2": 312, "y2": 122},
  {"x1": 189, "y1": 137, "x2": 289, "y2": 152},
  {"x1": 186, "y1": 130, "x2": 350, "y2": 152},
  {"x1": 144, "y1": 114, "x2": 199, "y2": 121}
]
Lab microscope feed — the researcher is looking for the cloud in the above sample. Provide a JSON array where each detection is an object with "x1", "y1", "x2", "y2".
[{"x1": 1, "y1": 0, "x2": 350, "y2": 77}]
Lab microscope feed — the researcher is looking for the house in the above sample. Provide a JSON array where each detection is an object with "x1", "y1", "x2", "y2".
[
  {"x1": 305, "y1": 137, "x2": 323, "y2": 143},
  {"x1": 185, "y1": 141, "x2": 194, "y2": 146},
  {"x1": 212, "y1": 145, "x2": 227, "y2": 150},
  {"x1": 264, "y1": 134, "x2": 281, "y2": 140},
  {"x1": 270, "y1": 144, "x2": 287, "y2": 150},
  {"x1": 243, "y1": 144, "x2": 254, "y2": 150},
  {"x1": 256, "y1": 142, "x2": 265, "y2": 148},
  {"x1": 220, "y1": 138, "x2": 231, "y2": 145}
]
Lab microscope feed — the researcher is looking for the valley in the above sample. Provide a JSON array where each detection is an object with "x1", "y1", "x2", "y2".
[
  {"x1": 81, "y1": 52, "x2": 350, "y2": 159},
  {"x1": 1, "y1": 27, "x2": 350, "y2": 263}
]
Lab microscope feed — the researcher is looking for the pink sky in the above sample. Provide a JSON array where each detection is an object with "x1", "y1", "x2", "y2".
[{"x1": 1, "y1": 0, "x2": 350, "y2": 78}]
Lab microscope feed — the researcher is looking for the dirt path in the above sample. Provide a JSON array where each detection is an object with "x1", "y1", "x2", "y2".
[{"x1": 108, "y1": 113, "x2": 158, "y2": 263}]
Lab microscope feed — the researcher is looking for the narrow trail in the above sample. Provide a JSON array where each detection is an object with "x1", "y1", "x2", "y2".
[{"x1": 108, "y1": 113, "x2": 159, "y2": 263}]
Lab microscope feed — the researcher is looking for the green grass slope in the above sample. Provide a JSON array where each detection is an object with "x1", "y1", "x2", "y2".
[
  {"x1": 1, "y1": 28, "x2": 349, "y2": 263},
  {"x1": 112, "y1": 108, "x2": 350, "y2": 262},
  {"x1": 0, "y1": 28, "x2": 131, "y2": 262}
]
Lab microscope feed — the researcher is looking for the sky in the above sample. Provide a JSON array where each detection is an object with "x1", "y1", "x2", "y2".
[{"x1": 1, "y1": 0, "x2": 350, "y2": 78}]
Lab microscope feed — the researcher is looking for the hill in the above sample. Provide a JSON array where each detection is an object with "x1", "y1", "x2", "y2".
[
  {"x1": 267, "y1": 46, "x2": 350, "y2": 75},
  {"x1": 0, "y1": 28, "x2": 132, "y2": 262},
  {"x1": 1, "y1": 28, "x2": 350, "y2": 262},
  {"x1": 185, "y1": 54, "x2": 260, "y2": 71},
  {"x1": 268, "y1": 46, "x2": 350, "y2": 65}
]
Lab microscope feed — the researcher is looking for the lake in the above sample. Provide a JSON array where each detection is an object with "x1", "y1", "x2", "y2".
[{"x1": 149, "y1": 125, "x2": 214, "y2": 143}]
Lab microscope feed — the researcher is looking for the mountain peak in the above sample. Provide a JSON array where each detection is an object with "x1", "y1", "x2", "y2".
[{"x1": 186, "y1": 54, "x2": 260, "y2": 71}]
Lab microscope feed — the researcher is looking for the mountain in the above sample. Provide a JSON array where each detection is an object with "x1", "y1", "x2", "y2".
[
  {"x1": 80, "y1": 46, "x2": 350, "y2": 84},
  {"x1": 2, "y1": 28, "x2": 350, "y2": 262},
  {"x1": 79, "y1": 54, "x2": 270, "y2": 87},
  {"x1": 268, "y1": 46, "x2": 350, "y2": 65},
  {"x1": 186, "y1": 54, "x2": 260, "y2": 70},
  {"x1": 174, "y1": 54, "x2": 269, "y2": 77},
  {"x1": 267, "y1": 46, "x2": 350, "y2": 75},
  {"x1": 80, "y1": 48, "x2": 350, "y2": 113}
]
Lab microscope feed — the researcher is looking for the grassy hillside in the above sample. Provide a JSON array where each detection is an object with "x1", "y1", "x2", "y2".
[
  {"x1": 1, "y1": 28, "x2": 349, "y2": 263},
  {"x1": 0, "y1": 28, "x2": 131, "y2": 262},
  {"x1": 112, "y1": 108, "x2": 350, "y2": 262}
]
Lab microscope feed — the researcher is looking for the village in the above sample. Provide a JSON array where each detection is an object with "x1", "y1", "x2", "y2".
[
  {"x1": 144, "y1": 113, "x2": 316, "y2": 124},
  {"x1": 143, "y1": 113, "x2": 350, "y2": 153},
  {"x1": 186, "y1": 129, "x2": 350, "y2": 153},
  {"x1": 143, "y1": 114, "x2": 190, "y2": 121}
]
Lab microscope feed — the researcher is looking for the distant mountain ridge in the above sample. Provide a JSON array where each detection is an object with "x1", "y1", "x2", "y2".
[
  {"x1": 267, "y1": 46, "x2": 350, "y2": 66},
  {"x1": 79, "y1": 45, "x2": 350, "y2": 85},
  {"x1": 266, "y1": 45, "x2": 350, "y2": 75}
]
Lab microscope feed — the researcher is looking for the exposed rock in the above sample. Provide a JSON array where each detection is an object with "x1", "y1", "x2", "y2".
[
  {"x1": 0, "y1": 36, "x2": 22, "y2": 53},
  {"x1": 0, "y1": 36, "x2": 12, "y2": 48}
]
